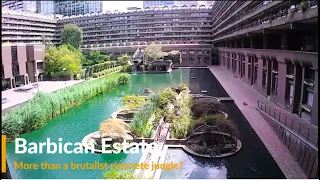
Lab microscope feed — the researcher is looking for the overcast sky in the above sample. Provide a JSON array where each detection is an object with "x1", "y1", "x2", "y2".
[{"x1": 103, "y1": 1, "x2": 209, "y2": 13}]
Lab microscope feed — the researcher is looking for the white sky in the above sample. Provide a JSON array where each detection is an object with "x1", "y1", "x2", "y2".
[{"x1": 103, "y1": 1, "x2": 209, "y2": 13}]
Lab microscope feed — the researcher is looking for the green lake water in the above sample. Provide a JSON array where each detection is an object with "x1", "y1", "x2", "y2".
[{"x1": 6, "y1": 69, "x2": 190, "y2": 179}]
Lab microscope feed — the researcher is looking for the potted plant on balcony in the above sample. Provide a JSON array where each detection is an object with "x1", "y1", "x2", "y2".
[{"x1": 300, "y1": 0, "x2": 307, "y2": 13}]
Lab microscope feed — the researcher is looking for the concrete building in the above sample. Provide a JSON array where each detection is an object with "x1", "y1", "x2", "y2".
[
  {"x1": 54, "y1": 1, "x2": 103, "y2": 16},
  {"x1": 174, "y1": 1, "x2": 198, "y2": 7},
  {"x1": 36, "y1": 1, "x2": 55, "y2": 15},
  {"x1": 211, "y1": 1, "x2": 318, "y2": 125},
  {"x1": 2, "y1": 0, "x2": 37, "y2": 12},
  {"x1": 143, "y1": 1, "x2": 198, "y2": 9},
  {"x1": 1, "y1": 43, "x2": 45, "y2": 90},
  {"x1": 58, "y1": 5, "x2": 213, "y2": 45},
  {"x1": 1, "y1": 8, "x2": 61, "y2": 45},
  {"x1": 143, "y1": 1, "x2": 175, "y2": 9}
]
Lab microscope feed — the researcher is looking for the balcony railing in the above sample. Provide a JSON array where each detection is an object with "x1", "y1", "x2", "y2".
[
  {"x1": 214, "y1": 0, "x2": 318, "y2": 39},
  {"x1": 257, "y1": 100, "x2": 318, "y2": 179}
]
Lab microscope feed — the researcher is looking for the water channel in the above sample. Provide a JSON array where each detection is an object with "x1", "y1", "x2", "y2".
[{"x1": 6, "y1": 68, "x2": 284, "y2": 179}]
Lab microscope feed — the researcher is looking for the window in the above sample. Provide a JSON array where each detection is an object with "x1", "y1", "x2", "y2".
[
  {"x1": 248, "y1": 57, "x2": 252, "y2": 79},
  {"x1": 11, "y1": 46, "x2": 17, "y2": 62},
  {"x1": 254, "y1": 57, "x2": 258, "y2": 83},
  {"x1": 288, "y1": 84, "x2": 294, "y2": 105},
  {"x1": 272, "y1": 75, "x2": 278, "y2": 97},
  {"x1": 307, "y1": 92, "x2": 313, "y2": 107},
  {"x1": 287, "y1": 63, "x2": 294, "y2": 75},
  {"x1": 242, "y1": 59, "x2": 245, "y2": 77}
]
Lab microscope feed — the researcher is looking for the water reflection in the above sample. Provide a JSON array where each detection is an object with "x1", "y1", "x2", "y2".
[{"x1": 162, "y1": 149, "x2": 227, "y2": 179}]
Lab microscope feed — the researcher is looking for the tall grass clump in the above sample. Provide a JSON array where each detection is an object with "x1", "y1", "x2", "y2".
[
  {"x1": 171, "y1": 92, "x2": 193, "y2": 139},
  {"x1": 103, "y1": 169, "x2": 136, "y2": 179},
  {"x1": 130, "y1": 92, "x2": 160, "y2": 137},
  {"x1": 2, "y1": 73, "x2": 131, "y2": 141}
]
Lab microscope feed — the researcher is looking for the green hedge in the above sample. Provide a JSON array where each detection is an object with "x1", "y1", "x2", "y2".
[
  {"x1": 86, "y1": 61, "x2": 117, "y2": 74},
  {"x1": 2, "y1": 73, "x2": 131, "y2": 140},
  {"x1": 92, "y1": 66, "x2": 122, "y2": 78}
]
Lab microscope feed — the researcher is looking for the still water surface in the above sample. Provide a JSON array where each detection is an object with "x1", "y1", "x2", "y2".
[{"x1": 6, "y1": 69, "x2": 190, "y2": 179}]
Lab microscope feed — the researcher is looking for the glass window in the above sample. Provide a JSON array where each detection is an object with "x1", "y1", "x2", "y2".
[
  {"x1": 307, "y1": 92, "x2": 313, "y2": 107},
  {"x1": 289, "y1": 84, "x2": 294, "y2": 105}
]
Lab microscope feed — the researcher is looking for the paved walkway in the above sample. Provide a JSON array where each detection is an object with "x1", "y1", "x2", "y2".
[
  {"x1": 2, "y1": 80, "x2": 84, "y2": 112},
  {"x1": 208, "y1": 66, "x2": 307, "y2": 179}
]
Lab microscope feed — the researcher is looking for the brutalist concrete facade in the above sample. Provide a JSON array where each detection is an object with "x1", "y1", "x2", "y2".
[
  {"x1": 1, "y1": 44, "x2": 45, "y2": 90},
  {"x1": 212, "y1": 1, "x2": 318, "y2": 125}
]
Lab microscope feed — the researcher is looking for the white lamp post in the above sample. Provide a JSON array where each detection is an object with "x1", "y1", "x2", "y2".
[{"x1": 62, "y1": 68, "x2": 67, "y2": 85}]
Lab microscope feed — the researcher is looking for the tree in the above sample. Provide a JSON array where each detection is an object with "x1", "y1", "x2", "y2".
[
  {"x1": 44, "y1": 44, "x2": 82, "y2": 78},
  {"x1": 61, "y1": 24, "x2": 83, "y2": 49},
  {"x1": 163, "y1": 50, "x2": 181, "y2": 64},
  {"x1": 117, "y1": 55, "x2": 131, "y2": 66},
  {"x1": 144, "y1": 44, "x2": 165, "y2": 62},
  {"x1": 83, "y1": 51, "x2": 110, "y2": 66}
]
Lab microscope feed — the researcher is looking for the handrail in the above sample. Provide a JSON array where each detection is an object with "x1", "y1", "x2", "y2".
[
  {"x1": 257, "y1": 100, "x2": 318, "y2": 150},
  {"x1": 257, "y1": 100, "x2": 318, "y2": 179}
]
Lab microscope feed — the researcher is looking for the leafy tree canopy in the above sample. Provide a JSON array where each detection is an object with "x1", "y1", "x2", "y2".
[
  {"x1": 117, "y1": 55, "x2": 131, "y2": 66},
  {"x1": 83, "y1": 51, "x2": 110, "y2": 66},
  {"x1": 144, "y1": 44, "x2": 165, "y2": 62},
  {"x1": 61, "y1": 24, "x2": 83, "y2": 49},
  {"x1": 44, "y1": 44, "x2": 82, "y2": 77}
]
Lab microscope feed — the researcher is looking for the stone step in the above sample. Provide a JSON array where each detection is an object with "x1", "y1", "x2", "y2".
[{"x1": 219, "y1": 97, "x2": 234, "y2": 101}]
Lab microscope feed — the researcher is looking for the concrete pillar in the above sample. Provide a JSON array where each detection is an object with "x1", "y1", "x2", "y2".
[
  {"x1": 281, "y1": 33, "x2": 288, "y2": 50},
  {"x1": 263, "y1": 35, "x2": 268, "y2": 49},
  {"x1": 311, "y1": 70, "x2": 318, "y2": 126},
  {"x1": 315, "y1": 31, "x2": 318, "y2": 52},
  {"x1": 234, "y1": 40, "x2": 237, "y2": 48},
  {"x1": 10, "y1": 77, "x2": 13, "y2": 89},
  {"x1": 241, "y1": 39, "x2": 244, "y2": 48},
  {"x1": 250, "y1": 36, "x2": 255, "y2": 49}
]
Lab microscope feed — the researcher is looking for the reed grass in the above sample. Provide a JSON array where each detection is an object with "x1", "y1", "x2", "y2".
[{"x1": 2, "y1": 73, "x2": 131, "y2": 140}]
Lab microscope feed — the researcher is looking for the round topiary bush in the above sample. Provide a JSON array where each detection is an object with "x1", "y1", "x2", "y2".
[{"x1": 191, "y1": 98, "x2": 224, "y2": 119}]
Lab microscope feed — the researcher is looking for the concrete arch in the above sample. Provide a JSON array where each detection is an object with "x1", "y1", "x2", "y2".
[
  {"x1": 172, "y1": 5, "x2": 178, "y2": 10},
  {"x1": 155, "y1": 41, "x2": 161, "y2": 44},
  {"x1": 154, "y1": 6, "x2": 160, "y2": 11},
  {"x1": 163, "y1": 6, "x2": 169, "y2": 11},
  {"x1": 114, "y1": 10, "x2": 120, "y2": 14},
  {"x1": 199, "y1": 5, "x2": 206, "y2": 9},
  {"x1": 190, "y1": 5, "x2": 197, "y2": 10},
  {"x1": 133, "y1": 42, "x2": 139, "y2": 45},
  {"x1": 147, "y1": 41, "x2": 153, "y2": 45},
  {"x1": 145, "y1": 7, "x2": 151, "y2": 11},
  {"x1": 106, "y1": 11, "x2": 111, "y2": 14},
  {"x1": 98, "y1": 44, "x2": 104, "y2": 47},
  {"x1": 136, "y1": 8, "x2": 142, "y2": 12},
  {"x1": 181, "y1": 5, "x2": 188, "y2": 10},
  {"x1": 119, "y1": 43, "x2": 125, "y2": 46},
  {"x1": 140, "y1": 41, "x2": 147, "y2": 45}
]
